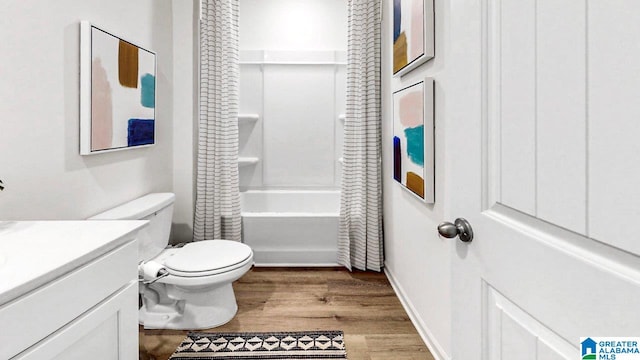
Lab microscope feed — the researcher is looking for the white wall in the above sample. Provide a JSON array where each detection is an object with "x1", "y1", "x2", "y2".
[
  {"x1": 382, "y1": 0, "x2": 452, "y2": 358},
  {"x1": 0, "y1": 0, "x2": 174, "y2": 220},
  {"x1": 240, "y1": 0, "x2": 347, "y2": 51},
  {"x1": 170, "y1": 0, "x2": 198, "y2": 243},
  {"x1": 238, "y1": 0, "x2": 347, "y2": 190}
]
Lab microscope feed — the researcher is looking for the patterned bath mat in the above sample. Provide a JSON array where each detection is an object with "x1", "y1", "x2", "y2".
[{"x1": 169, "y1": 330, "x2": 346, "y2": 359}]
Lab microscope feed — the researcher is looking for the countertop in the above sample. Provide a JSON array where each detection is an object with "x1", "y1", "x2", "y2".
[{"x1": 0, "y1": 220, "x2": 147, "y2": 306}]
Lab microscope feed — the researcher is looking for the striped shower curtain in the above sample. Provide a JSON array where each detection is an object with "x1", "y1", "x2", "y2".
[
  {"x1": 338, "y1": 0, "x2": 383, "y2": 271},
  {"x1": 193, "y1": 0, "x2": 242, "y2": 242}
]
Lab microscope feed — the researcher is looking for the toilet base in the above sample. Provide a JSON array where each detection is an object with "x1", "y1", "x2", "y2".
[{"x1": 139, "y1": 282, "x2": 238, "y2": 330}]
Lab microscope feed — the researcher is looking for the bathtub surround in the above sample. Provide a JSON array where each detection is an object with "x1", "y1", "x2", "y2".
[
  {"x1": 338, "y1": 0, "x2": 384, "y2": 271},
  {"x1": 236, "y1": 0, "x2": 346, "y2": 266},
  {"x1": 238, "y1": 0, "x2": 347, "y2": 191},
  {"x1": 194, "y1": 0, "x2": 242, "y2": 241},
  {"x1": 237, "y1": 49, "x2": 346, "y2": 190}
]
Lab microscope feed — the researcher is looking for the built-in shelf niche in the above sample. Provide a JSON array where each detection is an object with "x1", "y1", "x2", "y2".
[
  {"x1": 238, "y1": 114, "x2": 259, "y2": 123},
  {"x1": 238, "y1": 49, "x2": 345, "y2": 188},
  {"x1": 239, "y1": 157, "x2": 259, "y2": 167},
  {"x1": 238, "y1": 115, "x2": 259, "y2": 168}
]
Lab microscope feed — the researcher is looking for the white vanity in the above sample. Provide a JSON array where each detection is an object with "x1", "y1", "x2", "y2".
[{"x1": 0, "y1": 221, "x2": 146, "y2": 359}]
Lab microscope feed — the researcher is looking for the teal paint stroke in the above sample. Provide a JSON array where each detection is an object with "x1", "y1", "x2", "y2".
[
  {"x1": 141, "y1": 73, "x2": 155, "y2": 108},
  {"x1": 404, "y1": 125, "x2": 424, "y2": 166}
]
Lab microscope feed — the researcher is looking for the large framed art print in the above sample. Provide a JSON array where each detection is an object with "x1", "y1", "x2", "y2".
[
  {"x1": 80, "y1": 21, "x2": 156, "y2": 155},
  {"x1": 392, "y1": 78, "x2": 435, "y2": 203},
  {"x1": 393, "y1": 0, "x2": 435, "y2": 77}
]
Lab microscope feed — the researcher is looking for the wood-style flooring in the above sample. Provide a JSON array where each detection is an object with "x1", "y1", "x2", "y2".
[{"x1": 139, "y1": 268, "x2": 434, "y2": 360}]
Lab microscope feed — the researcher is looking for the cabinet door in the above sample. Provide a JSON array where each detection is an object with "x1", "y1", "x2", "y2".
[
  {"x1": 0, "y1": 240, "x2": 137, "y2": 359},
  {"x1": 15, "y1": 283, "x2": 138, "y2": 360}
]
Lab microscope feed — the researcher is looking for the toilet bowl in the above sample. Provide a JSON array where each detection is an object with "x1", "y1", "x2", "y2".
[{"x1": 90, "y1": 193, "x2": 253, "y2": 330}]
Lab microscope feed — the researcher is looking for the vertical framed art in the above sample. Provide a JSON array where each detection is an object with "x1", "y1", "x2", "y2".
[
  {"x1": 392, "y1": 78, "x2": 435, "y2": 203},
  {"x1": 80, "y1": 21, "x2": 157, "y2": 155},
  {"x1": 393, "y1": 0, "x2": 435, "y2": 77}
]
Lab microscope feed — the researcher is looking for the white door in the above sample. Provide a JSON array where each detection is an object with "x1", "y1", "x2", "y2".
[{"x1": 447, "y1": 1, "x2": 640, "y2": 359}]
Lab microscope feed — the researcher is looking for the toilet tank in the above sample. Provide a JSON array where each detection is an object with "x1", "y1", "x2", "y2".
[{"x1": 89, "y1": 193, "x2": 175, "y2": 262}]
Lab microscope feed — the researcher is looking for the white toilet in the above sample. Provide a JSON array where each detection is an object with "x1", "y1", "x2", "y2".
[{"x1": 90, "y1": 192, "x2": 253, "y2": 330}]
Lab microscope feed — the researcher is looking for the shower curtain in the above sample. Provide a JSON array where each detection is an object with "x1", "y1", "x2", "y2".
[
  {"x1": 194, "y1": 0, "x2": 242, "y2": 242},
  {"x1": 338, "y1": 0, "x2": 383, "y2": 271}
]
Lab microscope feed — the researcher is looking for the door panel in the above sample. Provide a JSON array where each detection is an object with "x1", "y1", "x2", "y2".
[
  {"x1": 485, "y1": 284, "x2": 574, "y2": 360},
  {"x1": 482, "y1": 206, "x2": 640, "y2": 339},
  {"x1": 494, "y1": 0, "x2": 587, "y2": 235},
  {"x1": 535, "y1": 0, "x2": 586, "y2": 234},
  {"x1": 498, "y1": 0, "x2": 536, "y2": 215},
  {"x1": 587, "y1": 1, "x2": 640, "y2": 255}
]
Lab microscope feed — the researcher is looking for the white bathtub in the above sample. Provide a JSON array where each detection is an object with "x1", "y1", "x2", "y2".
[{"x1": 240, "y1": 190, "x2": 340, "y2": 266}]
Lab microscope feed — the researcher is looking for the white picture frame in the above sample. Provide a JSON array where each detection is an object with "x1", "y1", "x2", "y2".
[
  {"x1": 392, "y1": 77, "x2": 435, "y2": 203},
  {"x1": 80, "y1": 21, "x2": 157, "y2": 155},
  {"x1": 392, "y1": 0, "x2": 435, "y2": 77}
]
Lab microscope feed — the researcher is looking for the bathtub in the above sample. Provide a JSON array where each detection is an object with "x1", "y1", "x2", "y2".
[{"x1": 240, "y1": 190, "x2": 340, "y2": 266}]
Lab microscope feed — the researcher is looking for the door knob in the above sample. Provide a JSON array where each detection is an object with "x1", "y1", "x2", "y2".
[{"x1": 437, "y1": 218, "x2": 473, "y2": 242}]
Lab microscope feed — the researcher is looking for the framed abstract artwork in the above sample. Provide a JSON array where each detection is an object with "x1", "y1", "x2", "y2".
[
  {"x1": 392, "y1": 78, "x2": 435, "y2": 203},
  {"x1": 393, "y1": 0, "x2": 435, "y2": 77},
  {"x1": 80, "y1": 21, "x2": 156, "y2": 155}
]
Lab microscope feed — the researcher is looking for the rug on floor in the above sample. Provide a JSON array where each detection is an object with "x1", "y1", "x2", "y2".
[{"x1": 169, "y1": 330, "x2": 347, "y2": 359}]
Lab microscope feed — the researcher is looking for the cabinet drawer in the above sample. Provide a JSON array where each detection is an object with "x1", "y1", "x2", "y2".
[{"x1": 0, "y1": 240, "x2": 137, "y2": 359}]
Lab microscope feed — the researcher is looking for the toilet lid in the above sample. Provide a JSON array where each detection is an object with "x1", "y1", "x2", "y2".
[{"x1": 163, "y1": 240, "x2": 252, "y2": 273}]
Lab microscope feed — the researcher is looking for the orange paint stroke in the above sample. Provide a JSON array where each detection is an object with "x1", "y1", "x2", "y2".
[
  {"x1": 406, "y1": 171, "x2": 425, "y2": 198},
  {"x1": 118, "y1": 40, "x2": 139, "y2": 88}
]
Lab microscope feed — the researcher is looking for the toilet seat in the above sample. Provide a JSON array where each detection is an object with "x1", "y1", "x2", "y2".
[{"x1": 163, "y1": 240, "x2": 253, "y2": 277}]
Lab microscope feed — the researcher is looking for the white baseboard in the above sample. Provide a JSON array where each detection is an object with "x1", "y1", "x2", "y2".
[
  {"x1": 384, "y1": 266, "x2": 450, "y2": 360},
  {"x1": 252, "y1": 249, "x2": 338, "y2": 266},
  {"x1": 253, "y1": 263, "x2": 340, "y2": 267}
]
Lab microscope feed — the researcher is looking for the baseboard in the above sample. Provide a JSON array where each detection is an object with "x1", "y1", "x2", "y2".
[
  {"x1": 384, "y1": 266, "x2": 450, "y2": 360},
  {"x1": 253, "y1": 263, "x2": 340, "y2": 267},
  {"x1": 252, "y1": 249, "x2": 338, "y2": 266}
]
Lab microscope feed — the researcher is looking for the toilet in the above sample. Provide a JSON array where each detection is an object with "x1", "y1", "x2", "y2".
[{"x1": 89, "y1": 192, "x2": 253, "y2": 330}]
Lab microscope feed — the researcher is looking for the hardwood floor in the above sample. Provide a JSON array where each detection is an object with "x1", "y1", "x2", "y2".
[{"x1": 140, "y1": 268, "x2": 434, "y2": 360}]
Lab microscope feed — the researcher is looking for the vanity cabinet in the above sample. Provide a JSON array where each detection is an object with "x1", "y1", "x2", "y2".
[{"x1": 0, "y1": 221, "x2": 145, "y2": 360}]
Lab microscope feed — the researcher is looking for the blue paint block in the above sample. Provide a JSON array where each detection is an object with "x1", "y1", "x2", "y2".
[
  {"x1": 404, "y1": 125, "x2": 424, "y2": 167},
  {"x1": 141, "y1": 73, "x2": 155, "y2": 108},
  {"x1": 393, "y1": 136, "x2": 402, "y2": 182},
  {"x1": 393, "y1": 0, "x2": 402, "y2": 42},
  {"x1": 128, "y1": 119, "x2": 155, "y2": 146}
]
